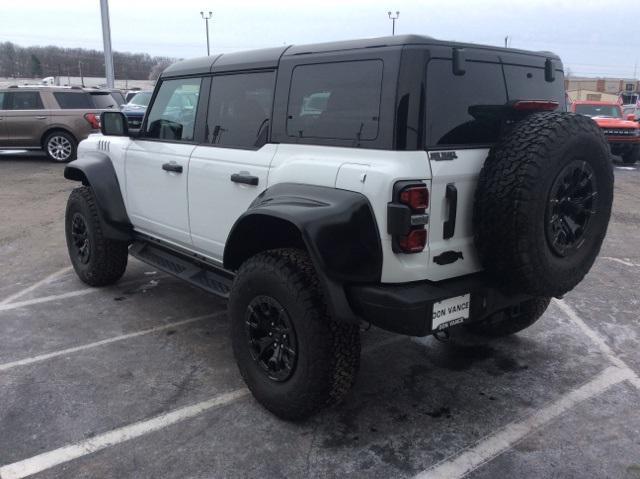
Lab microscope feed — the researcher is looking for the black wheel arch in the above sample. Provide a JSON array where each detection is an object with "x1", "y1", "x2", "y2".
[
  {"x1": 64, "y1": 153, "x2": 133, "y2": 242},
  {"x1": 224, "y1": 183, "x2": 383, "y2": 323}
]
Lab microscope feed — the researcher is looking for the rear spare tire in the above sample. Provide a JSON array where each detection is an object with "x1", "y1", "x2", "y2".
[{"x1": 474, "y1": 112, "x2": 613, "y2": 297}]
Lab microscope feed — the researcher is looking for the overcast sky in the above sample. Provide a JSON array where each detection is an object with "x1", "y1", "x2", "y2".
[{"x1": 1, "y1": 0, "x2": 638, "y2": 78}]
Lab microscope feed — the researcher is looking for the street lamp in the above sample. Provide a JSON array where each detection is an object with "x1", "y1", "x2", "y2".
[
  {"x1": 200, "y1": 11, "x2": 213, "y2": 56},
  {"x1": 388, "y1": 11, "x2": 400, "y2": 36}
]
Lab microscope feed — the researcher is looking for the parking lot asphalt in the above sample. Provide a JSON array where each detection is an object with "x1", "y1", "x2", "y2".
[{"x1": 0, "y1": 153, "x2": 639, "y2": 479}]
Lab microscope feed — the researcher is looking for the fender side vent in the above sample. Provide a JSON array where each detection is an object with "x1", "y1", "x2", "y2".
[{"x1": 434, "y1": 250, "x2": 464, "y2": 265}]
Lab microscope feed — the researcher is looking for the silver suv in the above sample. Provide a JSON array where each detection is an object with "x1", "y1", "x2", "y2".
[{"x1": 0, "y1": 86, "x2": 118, "y2": 162}]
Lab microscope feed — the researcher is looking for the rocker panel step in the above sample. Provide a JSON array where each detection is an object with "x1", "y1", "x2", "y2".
[{"x1": 129, "y1": 240, "x2": 234, "y2": 299}]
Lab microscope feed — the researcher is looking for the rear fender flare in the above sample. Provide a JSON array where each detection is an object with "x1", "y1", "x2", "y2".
[{"x1": 224, "y1": 183, "x2": 383, "y2": 323}]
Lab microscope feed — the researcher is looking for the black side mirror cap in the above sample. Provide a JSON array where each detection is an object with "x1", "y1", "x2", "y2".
[{"x1": 100, "y1": 111, "x2": 129, "y2": 137}]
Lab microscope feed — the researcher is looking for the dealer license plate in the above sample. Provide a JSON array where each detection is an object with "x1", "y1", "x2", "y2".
[{"x1": 432, "y1": 294, "x2": 471, "y2": 331}]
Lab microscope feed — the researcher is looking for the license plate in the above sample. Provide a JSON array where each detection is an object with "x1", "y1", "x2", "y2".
[{"x1": 432, "y1": 294, "x2": 471, "y2": 331}]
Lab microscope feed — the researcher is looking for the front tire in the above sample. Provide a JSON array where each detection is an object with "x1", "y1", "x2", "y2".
[
  {"x1": 44, "y1": 130, "x2": 77, "y2": 163},
  {"x1": 65, "y1": 186, "x2": 128, "y2": 286},
  {"x1": 229, "y1": 248, "x2": 360, "y2": 420},
  {"x1": 466, "y1": 297, "x2": 551, "y2": 337}
]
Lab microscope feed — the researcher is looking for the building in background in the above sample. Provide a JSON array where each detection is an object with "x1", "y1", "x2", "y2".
[{"x1": 566, "y1": 76, "x2": 639, "y2": 103}]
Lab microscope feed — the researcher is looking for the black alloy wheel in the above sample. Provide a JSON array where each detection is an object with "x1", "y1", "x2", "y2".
[
  {"x1": 245, "y1": 295, "x2": 298, "y2": 382},
  {"x1": 70, "y1": 212, "x2": 91, "y2": 264},
  {"x1": 545, "y1": 160, "x2": 597, "y2": 257}
]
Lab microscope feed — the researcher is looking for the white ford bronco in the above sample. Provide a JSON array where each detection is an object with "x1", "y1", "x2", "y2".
[{"x1": 64, "y1": 35, "x2": 613, "y2": 420}]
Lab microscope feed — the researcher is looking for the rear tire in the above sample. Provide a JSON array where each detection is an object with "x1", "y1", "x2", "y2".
[
  {"x1": 621, "y1": 145, "x2": 640, "y2": 164},
  {"x1": 466, "y1": 297, "x2": 551, "y2": 337},
  {"x1": 44, "y1": 130, "x2": 77, "y2": 163},
  {"x1": 229, "y1": 248, "x2": 360, "y2": 421},
  {"x1": 65, "y1": 186, "x2": 128, "y2": 286}
]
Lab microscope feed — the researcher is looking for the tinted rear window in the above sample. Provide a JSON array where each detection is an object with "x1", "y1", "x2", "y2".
[
  {"x1": 287, "y1": 60, "x2": 383, "y2": 141},
  {"x1": 426, "y1": 60, "x2": 506, "y2": 146},
  {"x1": 503, "y1": 65, "x2": 564, "y2": 106},
  {"x1": 53, "y1": 92, "x2": 93, "y2": 109},
  {"x1": 426, "y1": 60, "x2": 564, "y2": 147},
  {"x1": 89, "y1": 92, "x2": 117, "y2": 109}
]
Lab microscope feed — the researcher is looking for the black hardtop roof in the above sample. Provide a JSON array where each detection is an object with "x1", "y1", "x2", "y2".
[{"x1": 161, "y1": 34, "x2": 561, "y2": 78}]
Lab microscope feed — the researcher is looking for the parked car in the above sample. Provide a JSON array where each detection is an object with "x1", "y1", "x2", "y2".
[
  {"x1": 0, "y1": 85, "x2": 119, "y2": 162},
  {"x1": 124, "y1": 88, "x2": 142, "y2": 103},
  {"x1": 64, "y1": 35, "x2": 613, "y2": 420},
  {"x1": 570, "y1": 100, "x2": 640, "y2": 164},
  {"x1": 120, "y1": 91, "x2": 152, "y2": 129}
]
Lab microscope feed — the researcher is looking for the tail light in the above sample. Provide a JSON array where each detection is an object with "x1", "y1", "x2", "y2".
[
  {"x1": 512, "y1": 100, "x2": 559, "y2": 112},
  {"x1": 387, "y1": 182, "x2": 429, "y2": 254},
  {"x1": 400, "y1": 185, "x2": 429, "y2": 210},
  {"x1": 399, "y1": 229, "x2": 427, "y2": 253},
  {"x1": 84, "y1": 113, "x2": 100, "y2": 129}
]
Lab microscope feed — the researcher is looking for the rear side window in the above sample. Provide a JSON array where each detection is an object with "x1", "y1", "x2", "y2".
[
  {"x1": 206, "y1": 71, "x2": 275, "y2": 149},
  {"x1": 0, "y1": 92, "x2": 4, "y2": 109},
  {"x1": 144, "y1": 77, "x2": 202, "y2": 142},
  {"x1": 287, "y1": 60, "x2": 383, "y2": 141},
  {"x1": 89, "y1": 92, "x2": 117, "y2": 109},
  {"x1": 53, "y1": 92, "x2": 93, "y2": 109},
  {"x1": 426, "y1": 60, "x2": 506, "y2": 146},
  {"x1": 5, "y1": 91, "x2": 44, "y2": 110}
]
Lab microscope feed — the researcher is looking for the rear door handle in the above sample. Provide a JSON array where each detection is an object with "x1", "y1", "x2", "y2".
[
  {"x1": 162, "y1": 162, "x2": 183, "y2": 173},
  {"x1": 230, "y1": 172, "x2": 259, "y2": 186},
  {"x1": 443, "y1": 183, "x2": 457, "y2": 239},
  {"x1": 35, "y1": 116, "x2": 47, "y2": 120}
]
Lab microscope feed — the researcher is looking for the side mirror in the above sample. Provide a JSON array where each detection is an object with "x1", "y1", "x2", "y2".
[
  {"x1": 626, "y1": 113, "x2": 637, "y2": 121},
  {"x1": 100, "y1": 111, "x2": 129, "y2": 136}
]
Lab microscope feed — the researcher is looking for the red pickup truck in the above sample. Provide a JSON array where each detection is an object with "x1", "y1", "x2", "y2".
[{"x1": 570, "y1": 100, "x2": 640, "y2": 164}]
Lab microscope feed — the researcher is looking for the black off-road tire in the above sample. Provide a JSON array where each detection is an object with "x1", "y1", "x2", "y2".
[
  {"x1": 65, "y1": 186, "x2": 128, "y2": 286},
  {"x1": 229, "y1": 248, "x2": 360, "y2": 421},
  {"x1": 474, "y1": 112, "x2": 613, "y2": 297},
  {"x1": 466, "y1": 297, "x2": 551, "y2": 337},
  {"x1": 621, "y1": 145, "x2": 640, "y2": 164}
]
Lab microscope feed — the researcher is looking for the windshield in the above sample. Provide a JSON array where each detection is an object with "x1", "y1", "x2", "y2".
[
  {"x1": 129, "y1": 92, "x2": 152, "y2": 107},
  {"x1": 574, "y1": 104, "x2": 622, "y2": 119}
]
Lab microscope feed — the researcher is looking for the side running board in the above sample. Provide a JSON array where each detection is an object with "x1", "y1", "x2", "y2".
[{"x1": 129, "y1": 240, "x2": 234, "y2": 298}]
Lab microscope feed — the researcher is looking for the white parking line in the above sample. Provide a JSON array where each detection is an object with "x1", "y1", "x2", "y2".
[
  {"x1": 414, "y1": 365, "x2": 634, "y2": 479},
  {"x1": 0, "y1": 312, "x2": 221, "y2": 372},
  {"x1": 0, "y1": 388, "x2": 249, "y2": 479},
  {"x1": 0, "y1": 266, "x2": 72, "y2": 306},
  {"x1": 0, "y1": 277, "x2": 165, "y2": 314},
  {"x1": 553, "y1": 299, "x2": 639, "y2": 382},
  {"x1": 600, "y1": 257, "x2": 638, "y2": 267}
]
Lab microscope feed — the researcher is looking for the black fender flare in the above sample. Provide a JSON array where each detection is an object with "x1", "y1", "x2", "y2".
[
  {"x1": 224, "y1": 183, "x2": 383, "y2": 323},
  {"x1": 64, "y1": 152, "x2": 132, "y2": 241}
]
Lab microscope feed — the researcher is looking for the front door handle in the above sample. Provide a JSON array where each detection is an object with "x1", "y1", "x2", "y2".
[
  {"x1": 230, "y1": 172, "x2": 259, "y2": 186},
  {"x1": 443, "y1": 183, "x2": 457, "y2": 239},
  {"x1": 162, "y1": 162, "x2": 183, "y2": 173},
  {"x1": 35, "y1": 116, "x2": 47, "y2": 120}
]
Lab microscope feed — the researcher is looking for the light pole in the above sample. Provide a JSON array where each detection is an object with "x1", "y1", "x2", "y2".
[
  {"x1": 388, "y1": 11, "x2": 400, "y2": 36},
  {"x1": 200, "y1": 11, "x2": 213, "y2": 56},
  {"x1": 100, "y1": 0, "x2": 115, "y2": 88}
]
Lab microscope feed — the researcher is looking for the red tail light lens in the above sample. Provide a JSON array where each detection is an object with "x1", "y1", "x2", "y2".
[
  {"x1": 84, "y1": 113, "x2": 100, "y2": 129},
  {"x1": 399, "y1": 185, "x2": 429, "y2": 211},
  {"x1": 512, "y1": 100, "x2": 559, "y2": 112},
  {"x1": 399, "y1": 229, "x2": 427, "y2": 253}
]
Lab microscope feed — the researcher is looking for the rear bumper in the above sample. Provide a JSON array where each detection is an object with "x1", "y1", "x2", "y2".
[{"x1": 347, "y1": 274, "x2": 531, "y2": 336}]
